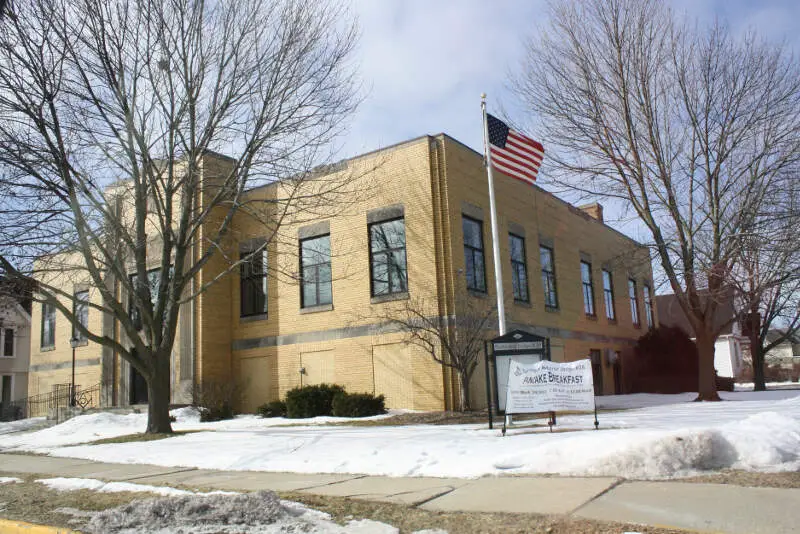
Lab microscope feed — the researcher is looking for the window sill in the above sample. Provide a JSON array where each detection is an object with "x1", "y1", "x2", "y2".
[
  {"x1": 513, "y1": 300, "x2": 532, "y2": 308},
  {"x1": 585, "y1": 314, "x2": 598, "y2": 321},
  {"x1": 240, "y1": 313, "x2": 268, "y2": 323},
  {"x1": 468, "y1": 289, "x2": 488, "y2": 299},
  {"x1": 299, "y1": 303, "x2": 333, "y2": 315},
  {"x1": 40, "y1": 345, "x2": 55, "y2": 352},
  {"x1": 632, "y1": 323, "x2": 642, "y2": 329},
  {"x1": 544, "y1": 306, "x2": 560, "y2": 313},
  {"x1": 0, "y1": 355, "x2": 14, "y2": 359},
  {"x1": 606, "y1": 318, "x2": 617, "y2": 325},
  {"x1": 73, "y1": 340, "x2": 89, "y2": 348},
  {"x1": 371, "y1": 292, "x2": 409, "y2": 305}
]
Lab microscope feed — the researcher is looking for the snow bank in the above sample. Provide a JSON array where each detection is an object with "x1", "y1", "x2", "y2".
[
  {"x1": 0, "y1": 417, "x2": 46, "y2": 435},
  {"x1": 0, "y1": 476, "x2": 21, "y2": 484},
  {"x1": 37, "y1": 477, "x2": 237, "y2": 497},
  {"x1": 5, "y1": 391, "x2": 800, "y2": 480},
  {"x1": 83, "y1": 490, "x2": 409, "y2": 534}
]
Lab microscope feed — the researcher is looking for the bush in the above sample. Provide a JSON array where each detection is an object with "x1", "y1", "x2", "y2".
[
  {"x1": 332, "y1": 392, "x2": 386, "y2": 418},
  {"x1": 257, "y1": 400, "x2": 287, "y2": 418},
  {"x1": 628, "y1": 326, "x2": 699, "y2": 393},
  {"x1": 193, "y1": 381, "x2": 240, "y2": 422},
  {"x1": 285, "y1": 384, "x2": 345, "y2": 418}
]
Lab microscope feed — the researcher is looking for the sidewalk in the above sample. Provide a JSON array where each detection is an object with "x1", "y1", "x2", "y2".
[{"x1": 2, "y1": 452, "x2": 798, "y2": 533}]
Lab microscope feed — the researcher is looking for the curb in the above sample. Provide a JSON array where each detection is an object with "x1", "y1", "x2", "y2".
[{"x1": 0, "y1": 519, "x2": 80, "y2": 533}]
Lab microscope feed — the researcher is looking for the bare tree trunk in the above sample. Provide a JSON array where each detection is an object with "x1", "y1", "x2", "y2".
[
  {"x1": 146, "y1": 354, "x2": 172, "y2": 434},
  {"x1": 457, "y1": 370, "x2": 471, "y2": 412},
  {"x1": 749, "y1": 339, "x2": 767, "y2": 392},
  {"x1": 695, "y1": 333, "x2": 721, "y2": 401}
]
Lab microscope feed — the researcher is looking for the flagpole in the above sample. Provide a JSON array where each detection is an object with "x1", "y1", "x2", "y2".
[{"x1": 481, "y1": 93, "x2": 507, "y2": 336}]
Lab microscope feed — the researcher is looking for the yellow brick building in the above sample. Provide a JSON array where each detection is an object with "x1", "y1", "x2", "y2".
[{"x1": 27, "y1": 134, "x2": 656, "y2": 412}]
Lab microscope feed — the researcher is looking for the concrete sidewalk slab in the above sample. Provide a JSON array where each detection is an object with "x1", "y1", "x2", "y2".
[
  {"x1": 575, "y1": 481, "x2": 800, "y2": 534},
  {"x1": 297, "y1": 476, "x2": 469, "y2": 505},
  {"x1": 135, "y1": 469, "x2": 361, "y2": 492},
  {"x1": 0, "y1": 453, "x2": 195, "y2": 481},
  {"x1": 421, "y1": 476, "x2": 619, "y2": 515}
]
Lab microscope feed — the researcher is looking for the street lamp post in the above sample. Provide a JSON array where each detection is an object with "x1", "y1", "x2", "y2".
[{"x1": 69, "y1": 337, "x2": 80, "y2": 407}]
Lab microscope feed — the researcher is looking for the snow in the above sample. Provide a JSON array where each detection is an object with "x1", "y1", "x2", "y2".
[
  {"x1": 0, "y1": 476, "x2": 21, "y2": 484},
  {"x1": 2, "y1": 390, "x2": 799, "y2": 480},
  {"x1": 36, "y1": 477, "x2": 238, "y2": 497},
  {"x1": 0, "y1": 417, "x2": 46, "y2": 435}
]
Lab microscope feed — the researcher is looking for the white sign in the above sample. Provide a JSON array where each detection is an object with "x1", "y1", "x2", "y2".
[
  {"x1": 504, "y1": 358, "x2": 595, "y2": 413},
  {"x1": 495, "y1": 354, "x2": 543, "y2": 411}
]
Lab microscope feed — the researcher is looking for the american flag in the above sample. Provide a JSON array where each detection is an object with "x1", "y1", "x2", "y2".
[{"x1": 486, "y1": 113, "x2": 544, "y2": 185}]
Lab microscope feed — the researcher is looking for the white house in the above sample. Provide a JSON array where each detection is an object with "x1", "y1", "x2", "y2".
[{"x1": 0, "y1": 297, "x2": 31, "y2": 407}]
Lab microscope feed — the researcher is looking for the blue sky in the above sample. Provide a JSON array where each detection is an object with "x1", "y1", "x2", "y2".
[
  {"x1": 344, "y1": 0, "x2": 800, "y2": 157},
  {"x1": 341, "y1": 0, "x2": 800, "y2": 243}
]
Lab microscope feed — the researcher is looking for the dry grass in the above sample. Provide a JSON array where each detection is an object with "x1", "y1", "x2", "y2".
[
  {"x1": 87, "y1": 430, "x2": 200, "y2": 445},
  {"x1": 672, "y1": 470, "x2": 800, "y2": 489},
  {"x1": 0, "y1": 474, "x2": 686, "y2": 534}
]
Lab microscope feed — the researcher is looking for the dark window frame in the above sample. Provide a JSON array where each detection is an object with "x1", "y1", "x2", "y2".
[
  {"x1": 41, "y1": 302, "x2": 56, "y2": 349},
  {"x1": 628, "y1": 278, "x2": 640, "y2": 327},
  {"x1": 462, "y1": 216, "x2": 487, "y2": 293},
  {"x1": 73, "y1": 290, "x2": 89, "y2": 342},
  {"x1": 509, "y1": 233, "x2": 529, "y2": 303},
  {"x1": 580, "y1": 261, "x2": 596, "y2": 317},
  {"x1": 540, "y1": 245, "x2": 558, "y2": 309},
  {"x1": 368, "y1": 217, "x2": 408, "y2": 297},
  {"x1": 602, "y1": 269, "x2": 616, "y2": 321},
  {"x1": 2, "y1": 328, "x2": 13, "y2": 357},
  {"x1": 643, "y1": 283, "x2": 654, "y2": 329},
  {"x1": 240, "y1": 248, "x2": 268, "y2": 318},
  {"x1": 300, "y1": 234, "x2": 333, "y2": 308}
]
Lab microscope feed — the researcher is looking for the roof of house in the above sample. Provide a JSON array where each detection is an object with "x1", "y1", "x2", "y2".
[
  {"x1": 765, "y1": 329, "x2": 800, "y2": 346},
  {"x1": 655, "y1": 292, "x2": 737, "y2": 337}
]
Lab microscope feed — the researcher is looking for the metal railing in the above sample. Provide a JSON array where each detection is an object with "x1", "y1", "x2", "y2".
[{"x1": 0, "y1": 383, "x2": 102, "y2": 423}]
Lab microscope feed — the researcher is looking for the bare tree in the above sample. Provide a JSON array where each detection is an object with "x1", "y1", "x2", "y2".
[
  {"x1": 373, "y1": 290, "x2": 496, "y2": 412},
  {"x1": 0, "y1": 0, "x2": 360, "y2": 432},
  {"x1": 736, "y1": 178, "x2": 800, "y2": 390},
  {"x1": 514, "y1": 0, "x2": 800, "y2": 400}
]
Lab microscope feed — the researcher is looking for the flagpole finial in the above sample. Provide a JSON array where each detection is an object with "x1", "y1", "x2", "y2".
[{"x1": 481, "y1": 92, "x2": 486, "y2": 100}]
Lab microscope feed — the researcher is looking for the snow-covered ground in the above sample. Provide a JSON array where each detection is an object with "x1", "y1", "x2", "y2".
[
  {"x1": 1, "y1": 390, "x2": 798, "y2": 480},
  {"x1": 37, "y1": 477, "x2": 238, "y2": 497}
]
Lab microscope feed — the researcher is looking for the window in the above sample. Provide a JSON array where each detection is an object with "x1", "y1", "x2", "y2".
[
  {"x1": 628, "y1": 279, "x2": 640, "y2": 326},
  {"x1": 580, "y1": 261, "x2": 596, "y2": 316},
  {"x1": 240, "y1": 249, "x2": 268, "y2": 317},
  {"x1": 602, "y1": 270, "x2": 616, "y2": 320},
  {"x1": 129, "y1": 268, "x2": 165, "y2": 331},
  {"x1": 41, "y1": 302, "x2": 55, "y2": 348},
  {"x1": 2, "y1": 329, "x2": 13, "y2": 357},
  {"x1": 369, "y1": 218, "x2": 407, "y2": 296},
  {"x1": 540, "y1": 245, "x2": 558, "y2": 308},
  {"x1": 509, "y1": 234, "x2": 529, "y2": 302},
  {"x1": 462, "y1": 216, "x2": 486, "y2": 292},
  {"x1": 643, "y1": 284, "x2": 654, "y2": 328},
  {"x1": 73, "y1": 290, "x2": 89, "y2": 342},
  {"x1": 300, "y1": 234, "x2": 332, "y2": 308}
]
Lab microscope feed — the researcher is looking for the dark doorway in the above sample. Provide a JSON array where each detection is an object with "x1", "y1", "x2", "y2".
[
  {"x1": 1, "y1": 375, "x2": 11, "y2": 406},
  {"x1": 129, "y1": 356, "x2": 148, "y2": 405},
  {"x1": 613, "y1": 355, "x2": 623, "y2": 395},
  {"x1": 590, "y1": 349, "x2": 604, "y2": 396}
]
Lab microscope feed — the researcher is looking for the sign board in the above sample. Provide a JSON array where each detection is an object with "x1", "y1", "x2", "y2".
[
  {"x1": 490, "y1": 330, "x2": 549, "y2": 412},
  {"x1": 504, "y1": 358, "x2": 595, "y2": 414}
]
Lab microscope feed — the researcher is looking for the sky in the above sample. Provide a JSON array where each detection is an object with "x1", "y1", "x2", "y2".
[
  {"x1": 340, "y1": 0, "x2": 800, "y2": 244},
  {"x1": 344, "y1": 0, "x2": 800, "y2": 157}
]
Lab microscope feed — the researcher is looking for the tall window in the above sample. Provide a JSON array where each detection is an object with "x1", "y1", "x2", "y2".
[
  {"x1": 509, "y1": 234, "x2": 529, "y2": 302},
  {"x1": 2, "y1": 329, "x2": 13, "y2": 357},
  {"x1": 580, "y1": 261, "x2": 596, "y2": 316},
  {"x1": 462, "y1": 217, "x2": 486, "y2": 292},
  {"x1": 602, "y1": 270, "x2": 616, "y2": 320},
  {"x1": 73, "y1": 290, "x2": 89, "y2": 342},
  {"x1": 540, "y1": 245, "x2": 558, "y2": 308},
  {"x1": 240, "y1": 249, "x2": 268, "y2": 317},
  {"x1": 300, "y1": 234, "x2": 332, "y2": 308},
  {"x1": 129, "y1": 268, "x2": 164, "y2": 331},
  {"x1": 369, "y1": 218, "x2": 407, "y2": 296},
  {"x1": 628, "y1": 279, "x2": 640, "y2": 326},
  {"x1": 41, "y1": 302, "x2": 55, "y2": 348},
  {"x1": 643, "y1": 284, "x2": 654, "y2": 328}
]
